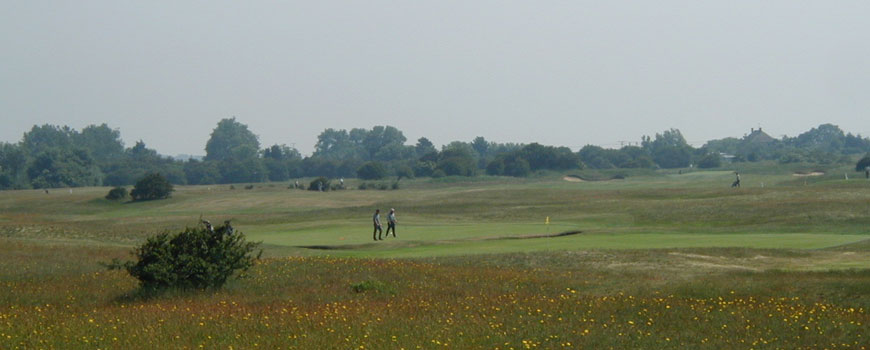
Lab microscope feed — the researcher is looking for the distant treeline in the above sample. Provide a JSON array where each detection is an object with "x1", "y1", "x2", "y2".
[{"x1": 1, "y1": 119, "x2": 868, "y2": 190}]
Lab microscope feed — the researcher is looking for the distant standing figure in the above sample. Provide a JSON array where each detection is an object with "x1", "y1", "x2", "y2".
[
  {"x1": 373, "y1": 209, "x2": 383, "y2": 241},
  {"x1": 731, "y1": 172, "x2": 741, "y2": 188},
  {"x1": 386, "y1": 208, "x2": 398, "y2": 238},
  {"x1": 865, "y1": 167, "x2": 869, "y2": 179},
  {"x1": 340, "y1": 178, "x2": 344, "y2": 186},
  {"x1": 318, "y1": 181, "x2": 323, "y2": 192},
  {"x1": 294, "y1": 180, "x2": 299, "y2": 189}
]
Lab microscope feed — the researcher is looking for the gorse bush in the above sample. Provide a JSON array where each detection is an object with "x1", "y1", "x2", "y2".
[
  {"x1": 105, "y1": 186, "x2": 127, "y2": 200},
  {"x1": 130, "y1": 173, "x2": 174, "y2": 201},
  {"x1": 110, "y1": 222, "x2": 261, "y2": 289},
  {"x1": 308, "y1": 177, "x2": 330, "y2": 191}
]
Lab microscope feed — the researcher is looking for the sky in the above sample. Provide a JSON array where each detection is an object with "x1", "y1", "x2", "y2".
[{"x1": 2, "y1": 1, "x2": 869, "y2": 156}]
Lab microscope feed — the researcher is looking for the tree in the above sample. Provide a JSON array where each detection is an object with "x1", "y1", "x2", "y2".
[
  {"x1": 791, "y1": 124, "x2": 845, "y2": 152},
  {"x1": 617, "y1": 146, "x2": 655, "y2": 168},
  {"x1": 437, "y1": 142, "x2": 477, "y2": 176},
  {"x1": 395, "y1": 165, "x2": 414, "y2": 180},
  {"x1": 652, "y1": 146, "x2": 691, "y2": 169},
  {"x1": 184, "y1": 159, "x2": 221, "y2": 185},
  {"x1": 27, "y1": 149, "x2": 102, "y2": 188},
  {"x1": 313, "y1": 128, "x2": 358, "y2": 160},
  {"x1": 357, "y1": 162, "x2": 388, "y2": 180},
  {"x1": 363, "y1": 126, "x2": 407, "y2": 160},
  {"x1": 415, "y1": 137, "x2": 436, "y2": 158},
  {"x1": 130, "y1": 173, "x2": 174, "y2": 201},
  {"x1": 102, "y1": 141, "x2": 186, "y2": 186},
  {"x1": 486, "y1": 158, "x2": 505, "y2": 175},
  {"x1": 74, "y1": 124, "x2": 125, "y2": 164},
  {"x1": 205, "y1": 118, "x2": 260, "y2": 161},
  {"x1": 0, "y1": 143, "x2": 28, "y2": 189},
  {"x1": 856, "y1": 155, "x2": 870, "y2": 172},
  {"x1": 643, "y1": 129, "x2": 693, "y2": 168},
  {"x1": 471, "y1": 136, "x2": 489, "y2": 157},
  {"x1": 696, "y1": 153, "x2": 722, "y2": 169},
  {"x1": 21, "y1": 124, "x2": 74, "y2": 155},
  {"x1": 578, "y1": 145, "x2": 614, "y2": 169}
]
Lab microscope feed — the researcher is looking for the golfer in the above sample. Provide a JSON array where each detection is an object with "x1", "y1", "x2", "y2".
[
  {"x1": 373, "y1": 209, "x2": 383, "y2": 241},
  {"x1": 386, "y1": 208, "x2": 398, "y2": 238}
]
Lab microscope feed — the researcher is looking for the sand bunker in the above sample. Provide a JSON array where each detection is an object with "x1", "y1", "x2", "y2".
[
  {"x1": 793, "y1": 171, "x2": 825, "y2": 177},
  {"x1": 562, "y1": 176, "x2": 584, "y2": 182}
]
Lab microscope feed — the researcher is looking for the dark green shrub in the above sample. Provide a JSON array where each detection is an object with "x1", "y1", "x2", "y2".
[
  {"x1": 378, "y1": 183, "x2": 389, "y2": 190},
  {"x1": 110, "y1": 222, "x2": 261, "y2": 289},
  {"x1": 358, "y1": 182, "x2": 368, "y2": 190},
  {"x1": 105, "y1": 186, "x2": 128, "y2": 200},
  {"x1": 391, "y1": 182, "x2": 400, "y2": 190},
  {"x1": 308, "y1": 177, "x2": 330, "y2": 191},
  {"x1": 130, "y1": 173, "x2": 174, "y2": 201}
]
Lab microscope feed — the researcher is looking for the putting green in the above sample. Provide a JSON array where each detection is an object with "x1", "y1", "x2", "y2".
[
  {"x1": 335, "y1": 233, "x2": 870, "y2": 258},
  {"x1": 245, "y1": 218, "x2": 869, "y2": 258}
]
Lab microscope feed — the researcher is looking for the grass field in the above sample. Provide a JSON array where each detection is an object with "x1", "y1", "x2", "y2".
[{"x1": 2, "y1": 162, "x2": 870, "y2": 349}]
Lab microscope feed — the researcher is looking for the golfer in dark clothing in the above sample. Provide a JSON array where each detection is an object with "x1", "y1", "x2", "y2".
[
  {"x1": 373, "y1": 209, "x2": 383, "y2": 241},
  {"x1": 386, "y1": 208, "x2": 397, "y2": 238}
]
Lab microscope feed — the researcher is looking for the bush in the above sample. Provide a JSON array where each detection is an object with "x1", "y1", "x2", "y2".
[
  {"x1": 110, "y1": 222, "x2": 261, "y2": 289},
  {"x1": 130, "y1": 173, "x2": 174, "y2": 201},
  {"x1": 105, "y1": 186, "x2": 128, "y2": 200},
  {"x1": 391, "y1": 182, "x2": 400, "y2": 190},
  {"x1": 358, "y1": 182, "x2": 368, "y2": 190},
  {"x1": 308, "y1": 177, "x2": 330, "y2": 191}
]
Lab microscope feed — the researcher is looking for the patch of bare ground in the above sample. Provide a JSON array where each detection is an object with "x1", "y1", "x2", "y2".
[{"x1": 793, "y1": 171, "x2": 825, "y2": 177}]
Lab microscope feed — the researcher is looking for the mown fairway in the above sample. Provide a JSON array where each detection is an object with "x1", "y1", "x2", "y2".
[{"x1": 2, "y1": 164, "x2": 870, "y2": 349}]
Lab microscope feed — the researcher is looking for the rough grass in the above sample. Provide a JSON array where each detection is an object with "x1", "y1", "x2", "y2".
[
  {"x1": 1, "y1": 164, "x2": 870, "y2": 349},
  {"x1": 1, "y1": 246, "x2": 869, "y2": 349}
]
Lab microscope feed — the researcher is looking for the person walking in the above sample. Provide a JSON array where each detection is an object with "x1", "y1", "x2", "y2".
[
  {"x1": 732, "y1": 172, "x2": 741, "y2": 188},
  {"x1": 386, "y1": 208, "x2": 398, "y2": 238},
  {"x1": 373, "y1": 209, "x2": 383, "y2": 241}
]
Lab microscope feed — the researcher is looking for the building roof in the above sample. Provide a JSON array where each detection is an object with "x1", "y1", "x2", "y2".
[{"x1": 745, "y1": 128, "x2": 776, "y2": 144}]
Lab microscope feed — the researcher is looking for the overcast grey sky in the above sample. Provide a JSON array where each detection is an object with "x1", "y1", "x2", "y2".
[{"x1": 2, "y1": 1, "x2": 869, "y2": 156}]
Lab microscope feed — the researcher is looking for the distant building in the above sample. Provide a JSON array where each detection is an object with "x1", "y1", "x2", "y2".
[{"x1": 745, "y1": 127, "x2": 776, "y2": 144}]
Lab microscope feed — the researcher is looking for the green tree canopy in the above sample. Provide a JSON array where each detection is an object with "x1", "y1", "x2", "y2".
[
  {"x1": 27, "y1": 149, "x2": 102, "y2": 189},
  {"x1": 357, "y1": 161, "x2": 388, "y2": 180},
  {"x1": 205, "y1": 118, "x2": 260, "y2": 161},
  {"x1": 74, "y1": 124, "x2": 125, "y2": 163}
]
